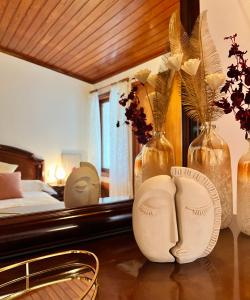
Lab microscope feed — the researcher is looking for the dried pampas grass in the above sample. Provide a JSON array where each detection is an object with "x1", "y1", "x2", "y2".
[{"x1": 168, "y1": 10, "x2": 224, "y2": 124}]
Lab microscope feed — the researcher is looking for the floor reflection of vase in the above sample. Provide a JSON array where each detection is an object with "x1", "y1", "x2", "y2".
[
  {"x1": 134, "y1": 131, "x2": 175, "y2": 193},
  {"x1": 188, "y1": 122, "x2": 233, "y2": 229},
  {"x1": 237, "y1": 136, "x2": 250, "y2": 235}
]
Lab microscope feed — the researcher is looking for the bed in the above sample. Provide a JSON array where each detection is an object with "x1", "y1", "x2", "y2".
[{"x1": 0, "y1": 144, "x2": 64, "y2": 216}]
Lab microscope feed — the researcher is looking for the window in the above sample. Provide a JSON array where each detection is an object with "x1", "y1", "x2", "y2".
[{"x1": 99, "y1": 93, "x2": 110, "y2": 176}]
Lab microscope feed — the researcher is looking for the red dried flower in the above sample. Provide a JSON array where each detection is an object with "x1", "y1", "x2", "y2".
[
  {"x1": 117, "y1": 86, "x2": 153, "y2": 144},
  {"x1": 214, "y1": 34, "x2": 250, "y2": 138}
]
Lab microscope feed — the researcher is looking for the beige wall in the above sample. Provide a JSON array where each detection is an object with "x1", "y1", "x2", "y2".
[
  {"x1": 200, "y1": 1, "x2": 250, "y2": 211},
  {"x1": 0, "y1": 52, "x2": 92, "y2": 181}
]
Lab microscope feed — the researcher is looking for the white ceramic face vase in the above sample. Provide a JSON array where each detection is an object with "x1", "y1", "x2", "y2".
[
  {"x1": 64, "y1": 164, "x2": 100, "y2": 208},
  {"x1": 171, "y1": 167, "x2": 221, "y2": 264},
  {"x1": 133, "y1": 175, "x2": 178, "y2": 263}
]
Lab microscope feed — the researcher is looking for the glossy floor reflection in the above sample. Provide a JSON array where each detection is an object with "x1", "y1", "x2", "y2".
[
  {"x1": 73, "y1": 217, "x2": 250, "y2": 300},
  {"x1": 2, "y1": 216, "x2": 250, "y2": 300}
]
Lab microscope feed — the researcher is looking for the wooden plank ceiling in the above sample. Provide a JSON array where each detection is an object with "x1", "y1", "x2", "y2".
[{"x1": 0, "y1": 0, "x2": 179, "y2": 83}]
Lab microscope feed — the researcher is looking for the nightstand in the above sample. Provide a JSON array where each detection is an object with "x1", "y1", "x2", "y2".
[{"x1": 50, "y1": 185, "x2": 65, "y2": 201}]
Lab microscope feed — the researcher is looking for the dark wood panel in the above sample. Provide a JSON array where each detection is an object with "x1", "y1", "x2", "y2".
[
  {"x1": 21, "y1": 0, "x2": 76, "y2": 54},
  {"x1": 91, "y1": 49, "x2": 165, "y2": 83},
  {"x1": 73, "y1": 23, "x2": 169, "y2": 75},
  {"x1": 57, "y1": 0, "x2": 156, "y2": 69},
  {"x1": 0, "y1": 0, "x2": 179, "y2": 83},
  {"x1": 0, "y1": 199, "x2": 132, "y2": 260},
  {"x1": 26, "y1": 0, "x2": 89, "y2": 56},
  {"x1": 0, "y1": 144, "x2": 44, "y2": 181},
  {"x1": 39, "y1": 0, "x2": 117, "y2": 62},
  {"x1": 91, "y1": 49, "x2": 166, "y2": 83},
  {"x1": 7, "y1": 0, "x2": 48, "y2": 50},
  {"x1": 82, "y1": 35, "x2": 167, "y2": 79},
  {"x1": 0, "y1": 1, "x2": 21, "y2": 42},
  {"x1": 28, "y1": 0, "x2": 96, "y2": 59},
  {"x1": 0, "y1": 0, "x2": 33, "y2": 47},
  {"x1": 17, "y1": 0, "x2": 62, "y2": 52},
  {"x1": 43, "y1": 0, "x2": 137, "y2": 64},
  {"x1": 0, "y1": 1, "x2": 9, "y2": 22},
  {"x1": 66, "y1": 1, "x2": 178, "y2": 72}
]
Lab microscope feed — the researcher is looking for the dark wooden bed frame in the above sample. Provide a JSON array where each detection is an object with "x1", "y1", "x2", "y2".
[{"x1": 0, "y1": 144, "x2": 44, "y2": 180}]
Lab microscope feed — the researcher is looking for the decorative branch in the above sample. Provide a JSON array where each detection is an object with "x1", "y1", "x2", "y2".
[{"x1": 214, "y1": 34, "x2": 250, "y2": 138}]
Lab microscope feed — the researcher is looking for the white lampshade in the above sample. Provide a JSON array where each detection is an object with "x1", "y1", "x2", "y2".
[{"x1": 55, "y1": 166, "x2": 66, "y2": 181}]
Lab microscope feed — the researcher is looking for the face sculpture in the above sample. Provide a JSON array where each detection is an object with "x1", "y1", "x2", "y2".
[
  {"x1": 133, "y1": 175, "x2": 178, "y2": 263},
  {"x1": 133, "y1": 168, "x2": 221, "y2": 264},
  {"x1": 64, "y1": 164, "x2": 100, "y2": 208},
  {"x1": 170, "y1": 167, "x2": 221, "y2": 264}
]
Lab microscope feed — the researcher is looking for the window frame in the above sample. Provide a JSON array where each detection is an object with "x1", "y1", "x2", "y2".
[{"x1": 99, "y1": 92, "x2": 110, "y2": 177}]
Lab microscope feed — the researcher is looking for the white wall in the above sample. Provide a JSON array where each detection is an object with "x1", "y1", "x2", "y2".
[
  {"x1": 0, "y1": 52, "x2": 92, "y2": 181},
  {"x1": 200, "y1": 1, "x2": 250, "y2": 211}
]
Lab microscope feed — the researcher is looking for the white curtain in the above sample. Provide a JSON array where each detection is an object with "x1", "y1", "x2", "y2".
[
  {"x1": 88, "y1": 92, "x2": 101, "y2": 176},
  {"x1": 109, "y1": 82, "x2": 133, "y2": 197}
]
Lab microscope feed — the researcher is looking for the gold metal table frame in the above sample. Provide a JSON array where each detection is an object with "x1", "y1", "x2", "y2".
[{"x1": 0, "y1": 250, "x2": 99, "y2": 300}]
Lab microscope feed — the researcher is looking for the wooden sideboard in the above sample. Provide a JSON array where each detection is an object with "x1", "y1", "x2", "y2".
[{"x1": 2, "y1": 227, "x2": 250, "y2": 300}]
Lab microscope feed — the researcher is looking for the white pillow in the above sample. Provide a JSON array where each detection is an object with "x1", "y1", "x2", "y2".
[
  {"x1": 0, "y1": 161, "x2": 18, "y2": 173},
  {"x1": 21, "y1": 180, "x2": 57, "y2": 195}
]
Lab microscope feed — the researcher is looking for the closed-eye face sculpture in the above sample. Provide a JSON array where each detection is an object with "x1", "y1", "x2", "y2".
[
  {"x1": 133, "y1": 168, "x2": 221, "y2": 264},
  {"x1": 64, "y1": 163, "x2": 100, "y2": 208},
  {"x1": 171, "y1": 167, "x2": 221, "y2": 264},
  {"x1": 133, "y1": 175, "x2": 178, "y2": 263}
]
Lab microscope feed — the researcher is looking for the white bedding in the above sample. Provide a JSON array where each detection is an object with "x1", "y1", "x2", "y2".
[
  {"x1": 0, "y1": 191, "x2": 60, "y2": 209},
  {"x1": 0, "y1": 180, "x2": 65, "y2": 216},
  {"x1": 21, "y1": 180, "x2": 57, "y2": 195}
]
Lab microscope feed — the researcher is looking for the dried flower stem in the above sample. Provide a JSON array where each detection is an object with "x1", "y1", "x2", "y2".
[{"x1": 214, "y1": 34, "x2": 250, "y2": 137}]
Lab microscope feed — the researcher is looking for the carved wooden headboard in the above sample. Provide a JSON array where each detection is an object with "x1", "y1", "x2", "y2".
[{"x1": 0, "y1": 144, "x2": 44, "y2": 180}]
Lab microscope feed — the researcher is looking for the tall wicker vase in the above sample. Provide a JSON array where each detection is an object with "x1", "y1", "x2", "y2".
[
  {"x1": 134, "y1": 131, "x2": 175, "y2": 193},
  {"x1": 188, "y1": 122, "x2": 233, "y2": 229},
  {"x1": 237, "y1": 135, "x2": 250, "y2": 235}
]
